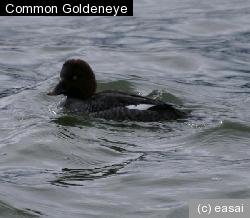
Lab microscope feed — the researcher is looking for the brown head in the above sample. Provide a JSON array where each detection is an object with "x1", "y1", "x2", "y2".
[{"x1": 48, "y1": 59, "x2": 97, "y2": 99}]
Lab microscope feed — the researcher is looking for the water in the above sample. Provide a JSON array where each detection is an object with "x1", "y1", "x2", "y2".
[{"x1": 0, "y1": 0, "x2": 250, "y2": 217}]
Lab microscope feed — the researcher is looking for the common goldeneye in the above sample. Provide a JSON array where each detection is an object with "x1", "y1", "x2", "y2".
[{"x1": 48, "y1": 59, "x2": 186, "y2": 122}]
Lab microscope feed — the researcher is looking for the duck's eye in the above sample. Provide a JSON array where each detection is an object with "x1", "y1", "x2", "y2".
[{"x1": 72, "y1": 75, "x2": 77, "y2": 80}]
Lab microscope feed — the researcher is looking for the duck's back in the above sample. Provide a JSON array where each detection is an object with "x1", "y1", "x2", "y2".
[{"x1": 63, "y1": 90, "x2": 186, "y2": 122}]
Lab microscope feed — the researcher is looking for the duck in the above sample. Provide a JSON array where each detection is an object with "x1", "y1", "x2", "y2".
[{"x1": 48, "y1": 59, "x2": 187, "y2": 122}]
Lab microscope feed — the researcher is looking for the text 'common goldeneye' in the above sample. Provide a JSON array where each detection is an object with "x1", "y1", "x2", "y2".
[{"x1": 48, "y1": 59, "x2": 187, "y2": 122}]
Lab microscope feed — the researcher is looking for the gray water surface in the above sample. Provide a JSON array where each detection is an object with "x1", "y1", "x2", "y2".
[{"x1": 0, "y1": 0, "x2": 250, "y2": 217}]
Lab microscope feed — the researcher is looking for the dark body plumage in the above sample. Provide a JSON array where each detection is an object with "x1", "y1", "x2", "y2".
[
  {"x1": 63, "y1": 90, "x2": 186, "y2": 121},
  {"x1": 48, "y1": 59, "x2": 186, "y2": 122}
]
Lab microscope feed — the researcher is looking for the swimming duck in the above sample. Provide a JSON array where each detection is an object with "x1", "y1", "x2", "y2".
[{"x1": 48, "y1": 59, "x2": 186, "y2": 122}]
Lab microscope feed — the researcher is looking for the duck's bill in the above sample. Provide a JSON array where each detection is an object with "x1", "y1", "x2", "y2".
[{"x1": 47, "y1": 81, "x2": 65, "y2": 96}]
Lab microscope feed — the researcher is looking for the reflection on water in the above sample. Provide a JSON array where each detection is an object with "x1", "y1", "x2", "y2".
[
  {"x1": 52, "y1": 154, "x2": 144, "y2": 187},
  {"x1": 0, "y1": 0, "x2": 250, "y2": 217},
  {"x1": 0, "y1": 200, "x2": 41, "y2": 218}
]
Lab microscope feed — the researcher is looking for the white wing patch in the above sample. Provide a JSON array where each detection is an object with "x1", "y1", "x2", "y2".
[{"x1": 126, "y1": 104, "x2": 155, "y2": 111}]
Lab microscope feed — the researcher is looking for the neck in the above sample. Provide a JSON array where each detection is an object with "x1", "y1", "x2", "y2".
[{"x1": 66, "y1": 94, "x2": 92, "y2": 101}]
